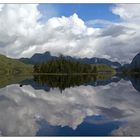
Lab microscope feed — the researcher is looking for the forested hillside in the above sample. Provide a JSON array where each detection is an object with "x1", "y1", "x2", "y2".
[
  {"x1": 33, "y1": 55, "x2": 116, "y2": 74},
  {"x1": 0, "y1": 54, "x2": 33, "y2": 75}
]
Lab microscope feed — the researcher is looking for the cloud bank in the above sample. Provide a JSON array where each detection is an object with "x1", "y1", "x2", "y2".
[{"x1": 0, "y1": 4, "x2": 140, "y2": 63}]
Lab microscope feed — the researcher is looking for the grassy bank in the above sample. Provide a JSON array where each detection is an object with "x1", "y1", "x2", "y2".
[{"x1": 0, "y1": 54, "x2": 33, "y2": 75}]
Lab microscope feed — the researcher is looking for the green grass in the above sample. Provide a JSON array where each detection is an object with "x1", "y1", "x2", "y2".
[
  {"x1": 0, "y1": 54, "x2": 33, "y2": 75},
  {"x1": 0, "y1": 54, "x2": 33, "y2": 88},
  {"x1": 91, "y1": 64, "x2": 116, "y2": 73}
]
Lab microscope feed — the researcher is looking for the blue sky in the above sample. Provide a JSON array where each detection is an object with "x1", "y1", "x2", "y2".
[{"x1": 38, "y1": 4, "x2": 120, "y2": 23}]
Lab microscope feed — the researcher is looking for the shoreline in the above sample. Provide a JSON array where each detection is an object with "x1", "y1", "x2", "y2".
[{"x1": 32, "y1": 72, "x2": 115, "y2": 76}]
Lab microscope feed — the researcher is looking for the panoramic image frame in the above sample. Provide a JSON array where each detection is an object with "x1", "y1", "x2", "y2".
[{"x1": 0, "y1": 2, "x2": 140, "y2": 137}]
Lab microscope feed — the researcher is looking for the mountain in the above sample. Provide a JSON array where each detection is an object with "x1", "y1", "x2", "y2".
[
  {"x1": 130, "y1": 52, "x2": 140, "y2": 69},
  {"x1": 19, "y1": 51, "x2": 121, "y2": 68},
  {"x1": 19, "y1": 52, "x2": 57, "y2": 65},
  {"x1": 117, "y1": 52, "x2": 140, "y2": 73},
  {"x1": 0, "y1": 54, "x2": 33, "y2": 75}
]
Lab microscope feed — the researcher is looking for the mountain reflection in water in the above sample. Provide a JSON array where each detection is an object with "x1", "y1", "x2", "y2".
[{"x1": 0, "y1": 74, "x2": 140, "y2": 136}]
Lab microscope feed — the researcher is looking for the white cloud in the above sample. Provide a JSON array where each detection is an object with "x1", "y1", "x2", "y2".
[
  {"x1": 112, "y1": 4, "x2": 140, "y2": 23},
  {"x1": 0, "y1": 4, "x2": 140, "y2": 64}
]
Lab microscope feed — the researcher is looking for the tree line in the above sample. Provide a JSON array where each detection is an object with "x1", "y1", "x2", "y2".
[{"x1": 33, "y1": 55, "x2": 97, "y2": 74}]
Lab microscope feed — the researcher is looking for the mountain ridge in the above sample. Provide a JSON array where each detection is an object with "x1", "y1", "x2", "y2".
[
  {"x1": 130, "y1": 52, "x2": 140, "y2": 69},
  {"x1": 117, "y1": 52, "x2": 140, "y2": 73},
  {"x1": 19, "y1": 51, "x2": 121, "y2": 68}
]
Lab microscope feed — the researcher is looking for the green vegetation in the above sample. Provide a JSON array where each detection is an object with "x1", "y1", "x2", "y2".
[
  {"x1": 0, "y1": 54, "x2": 33, "y2": 88},
  {"x1": 0, "y1": 54, "x2": 33, "y2": 75},
  {"x1": 33, "y1": 55, "x2": 116, "y2": 74},
  {"x1": 91, "y1": 64, "x2": 116, "y2": 73},
  {"x1": 0, "y1": 54, "x2": 116, "y2": 89},
  {"x1": 121, "y1": 52, "x2": 140, "y2": 76},
  {"x1": 33, "y1": 56, "x2": 116, "y2": 91}
]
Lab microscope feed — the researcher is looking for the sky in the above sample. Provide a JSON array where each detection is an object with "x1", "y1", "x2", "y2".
[
  {"x1": 0, "y1": 4, "x2": 140, "y2": 64},
  {"x1": 38, "y1": 4, "x2": 120, "y2": 22}
]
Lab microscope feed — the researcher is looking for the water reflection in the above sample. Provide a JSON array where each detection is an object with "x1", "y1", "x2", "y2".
[
  {"x1": 128, "y1": 75, "x2": 140, "y2": 92},
  {"x1": 20, "y1": 74, "x2": 121, "y2": 92},
  {"x1": 0, "y1": 74, "x2": 140, "y2": 136},
  {"x1": 34, "y1": 75, "x2": 97, "y2": 92}
]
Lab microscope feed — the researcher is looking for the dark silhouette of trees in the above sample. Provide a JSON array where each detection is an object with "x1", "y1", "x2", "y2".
[
  {"x1": 33, "y1": 55, "x2": 98, "y2": 74},
  {"x1": 34, "y1": 75, "x2": 97, "y2": 92}
]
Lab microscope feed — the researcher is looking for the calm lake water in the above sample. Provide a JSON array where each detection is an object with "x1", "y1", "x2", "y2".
[{"x1": 0, "y1": 74, "x2": 140, "y2": 136}]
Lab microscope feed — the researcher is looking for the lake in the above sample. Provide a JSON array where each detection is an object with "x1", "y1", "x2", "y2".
[{"x1": 0, "y1": 74, "x2": 140, "y2": 136}]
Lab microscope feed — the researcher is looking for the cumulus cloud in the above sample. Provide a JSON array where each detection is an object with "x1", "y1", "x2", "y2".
[
  {"x1": 0, "y1": 4, "x2": 140, "y2": 63},
  {"x1": 112, "y1": 4, "x2": 140, "y2": 23}
]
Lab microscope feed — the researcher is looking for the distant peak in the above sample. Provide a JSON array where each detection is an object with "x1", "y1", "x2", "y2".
[
  {"x1": 44, "y1": 51, "x2": 51, "y2": 55},
  {"x1": 31, "y1": 51, "x2": 51, "y2": 58}
]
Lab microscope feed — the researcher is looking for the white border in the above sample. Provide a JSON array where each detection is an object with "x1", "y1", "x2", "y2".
[
  {"x1": 0, "y1": 0, "x2": 140, "y2": 3},
  {"x1": 0, "y1": 0, "x2": 140, "y2": 139}
]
